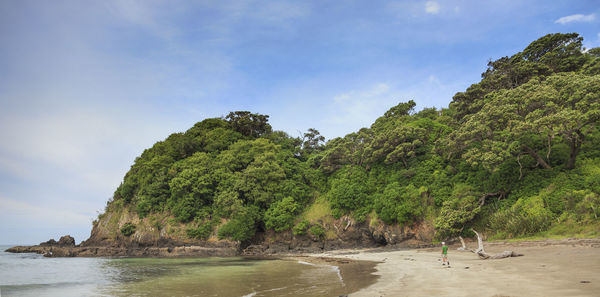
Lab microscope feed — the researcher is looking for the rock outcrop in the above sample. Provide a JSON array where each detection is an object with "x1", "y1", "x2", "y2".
[
  {"x1": 242, "y1": 217, "x2": 435, "y2": 256},
  {"x1": 5, "y1": 242, "x2": 238, "y2": 257},
  {"x1": 57, "y1": 235, "x2": 76, "y2": 246},
  {"x1": 6, "y1": 206, "x2": 436, "y2": 258}
]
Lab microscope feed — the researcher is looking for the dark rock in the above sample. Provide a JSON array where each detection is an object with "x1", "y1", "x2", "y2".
[
  {"x1": 58, "y1": 235, "x2": 75, "y2": 246},
  {"x1": 39, "y1": 239, "x2": 57, "y2": 246}
]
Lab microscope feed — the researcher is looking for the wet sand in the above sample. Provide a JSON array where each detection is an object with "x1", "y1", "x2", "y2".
[
  {"x1": 287, "y1": 256, "x2": 380, "y2": 296},
  {"x1": 310, "y1": 239, "x2": 600, "y2": 297}
]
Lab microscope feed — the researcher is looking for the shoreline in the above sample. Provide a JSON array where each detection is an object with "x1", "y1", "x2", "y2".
[
  {"x1": 6, "y1": 238, "x2": 600, "y2": 296},
  {"x1": 306, "y1": 238, "x2": 600, "y2": 297}
]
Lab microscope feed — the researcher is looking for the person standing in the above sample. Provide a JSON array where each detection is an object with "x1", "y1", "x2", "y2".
[{"x1": 441, "y1": 242, "x2": 450, "y2": 267}]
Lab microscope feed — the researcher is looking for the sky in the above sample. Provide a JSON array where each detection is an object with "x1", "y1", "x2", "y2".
[{"x1": 0, "y1": 0, "x2": 599, "y2": 245}]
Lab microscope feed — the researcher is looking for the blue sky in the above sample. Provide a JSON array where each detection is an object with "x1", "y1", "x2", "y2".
[{"x1": 1, "y1": 0, "x2": 599, "y2": 244}]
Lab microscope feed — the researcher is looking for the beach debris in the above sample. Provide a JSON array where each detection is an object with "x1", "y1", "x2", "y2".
[
  {"x1": 580, "y1": 280, "x2": 591, "y2": 283},
  {"x1": 458, "y1": 230, "x2": 524, "y2": 259},
  {"x1": 457, "y1": 236, "x2": 469, "y2": 251}
]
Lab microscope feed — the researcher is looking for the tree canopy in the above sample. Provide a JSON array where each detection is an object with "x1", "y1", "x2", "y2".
[{"x1": 105, "y1": 33, "x2": 600, "y2": 243}]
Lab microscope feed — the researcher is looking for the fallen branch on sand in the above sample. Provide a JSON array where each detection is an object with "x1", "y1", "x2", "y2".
[{"x1": 457, "y1": 230, "x2": 524, "y2": 259}]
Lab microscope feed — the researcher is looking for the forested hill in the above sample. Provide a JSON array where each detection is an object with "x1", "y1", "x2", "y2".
[{"x1": 94, "y1": 33, "x2": 600, "y2": 248}]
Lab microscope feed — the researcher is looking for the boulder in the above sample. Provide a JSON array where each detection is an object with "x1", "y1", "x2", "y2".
[
  {"x1": 39, "y1": 239, "x2": 57, "y2": 246},
  {"x1": 58, "y1": 235, "x2": 76, "y2": 246}
]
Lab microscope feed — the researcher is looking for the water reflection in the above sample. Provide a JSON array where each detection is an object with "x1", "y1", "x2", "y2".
[
  {"x1": 1, "y1": 248, "x2": 377, "y2": 297},
  {"x1": 99, "y1": 257, "x2": 376, "y2": 297}
]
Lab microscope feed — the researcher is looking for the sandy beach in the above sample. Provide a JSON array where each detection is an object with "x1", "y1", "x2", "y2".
[{"x1": 312, "y1": 239, "x2": 600, "y2": 297}]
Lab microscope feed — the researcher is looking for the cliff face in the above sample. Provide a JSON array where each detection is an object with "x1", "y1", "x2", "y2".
[
  {"x1": 81, "y1": 205, "x2": 435, "y2": 256},
  {"x1": 6, "y1": 198, "x2": 434, "y2": 258},
  {"x1": 245, "y1": 217, "x2": 435, "y2": 255},
  {"x1": 82, "y1": 205, "x2": 239, "y2": 250},
  {"x1": 7, "y1": 206, "x2": 240, "y2": 257}
]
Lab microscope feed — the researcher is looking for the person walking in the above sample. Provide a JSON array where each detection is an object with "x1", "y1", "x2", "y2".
[{"x1": 441, "y1": 242, "x2": 450, "y2": 267}]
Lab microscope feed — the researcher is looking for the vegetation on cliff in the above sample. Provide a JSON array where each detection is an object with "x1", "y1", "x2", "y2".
[{"x1": 100, "y1": 33, "x2": 600, "y2": 245}]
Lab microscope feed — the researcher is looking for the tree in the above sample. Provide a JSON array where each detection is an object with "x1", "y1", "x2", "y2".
[
  {"x1": 301, "y1": 128, "x2": 325, "y2": 154},
  {"x1": 450, "y1": 73, "x2": 600, "y2": 171},
  {"x1": 264, "y1": 197, "x2": 299, "y2": 231},
  {"x1": 319, "y1": 128, "x2": 373, "y2": 173},
  {"x1": 235, "y1": 152, "x2": 286, "y2": 207},
  {"x1": 327, "y1": 165, "x2": 371, "y2": 218},
  {"x1": 374, "y1": 183, "x2": 425, "y2": 225},
  {"x1": 434, "y1": 184, "x2": 481, "y2": 239},
  {"x1": 519, "y1": 33, "x2": 585, "y2": 72},
  {"x1": 366, "y1": 125, "x2": 425, "y2": 167},
  {"x1": 225, "y1": 111, "x2": 272, "y2": 137},
  {"x1": 450, "y1": 33, "x2": 588, "y2": 122}
]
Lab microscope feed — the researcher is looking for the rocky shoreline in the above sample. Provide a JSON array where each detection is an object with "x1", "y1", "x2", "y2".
[
  {"x1": 5, "y1": 244, "x2": 238, "y2": 257},
  {"x1": 5, "y1": 234, "x2": 240, "y2": 257},
  {"x1": 5, "y1": 227, "x2": 434, "y2": 258},
  {"x1": 6, "y1": 213, "x2": 437, "y2": 258}
]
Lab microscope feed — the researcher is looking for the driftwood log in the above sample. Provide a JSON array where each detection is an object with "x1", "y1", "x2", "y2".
[{"x1": 457, "y1": 230, "x2": 523, "y2": 259}]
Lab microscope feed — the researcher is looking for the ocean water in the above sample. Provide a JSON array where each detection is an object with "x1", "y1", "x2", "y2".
[{"x1": 0, "y1": 245, "x2": 377, "y2": 297}]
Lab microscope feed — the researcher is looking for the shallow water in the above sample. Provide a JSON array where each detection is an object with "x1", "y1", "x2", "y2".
[{"x1": 0, "y1": 245, "x2": 377, "y2": 297}]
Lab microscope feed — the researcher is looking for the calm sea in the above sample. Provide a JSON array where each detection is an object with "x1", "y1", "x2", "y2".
[{"x1": 0, "y1": 245, "x2": 377, "y2": 297}]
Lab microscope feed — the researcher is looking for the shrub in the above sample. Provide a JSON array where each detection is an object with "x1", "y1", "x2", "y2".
[
  {"x1": 293, "y1": 220, "x2": 310, "y2": 235},
  {"x1": 120, "y1": 223, "x2": 136, "y2": 236},
  {"x1": 171, "y1": 195, "x2": 198, "y2": 222},
  {"x1": 217, "y1": 206, "x2": 260, "y2": 241},
  {"x1": 117, "y1": 180, "x2": 136, "y2": 203},
  {"x1": 136, "y1": 199, "x2": 151, "y2": 218},
  {"x1": 264, "y1": 197, "x2": 299, "y2": 231},
  {"x1": 186, "y1": 223, "x2": 214, "y2": 240},
  {"x1": 489, "y1": 196, "x2": 553, "y2": 237},
  {"x1": 374, "y1": 183, "x2": 425, "y2": 225},
  {"x1": 327, "y1": 166, "x2": 371, "y2": 218},
  {"x1": 309, "y1": 224, "x2": 325, "y2": 239},
  {"x1": 575, "y1": 192, "x2": 600, "y2": 220}
]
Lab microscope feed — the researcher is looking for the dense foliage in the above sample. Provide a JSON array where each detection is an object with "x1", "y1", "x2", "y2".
[
  {"x1": 120, "y1": 223, "x2": 136, "y2": 236},
  {"x1": 107, "y1": 33, "x2": 600, "y2": 243}
]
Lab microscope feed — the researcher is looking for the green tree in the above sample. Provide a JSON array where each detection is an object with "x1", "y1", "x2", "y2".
[
  {"x1": 450, "y1": 73, "x2": 600, "y2": 171},
  {"x1": 327, "y1": 165, "x2": 371, "y2": 218},
  {"x1": 434, "y1": 184, "x2": 481, "y2": 239},
  {"x1": 264, "y1": 197, "x2": 299, "y2": 231},
  {"x1": 225, "y1": 111, "x2": 272, "y2": 137}
]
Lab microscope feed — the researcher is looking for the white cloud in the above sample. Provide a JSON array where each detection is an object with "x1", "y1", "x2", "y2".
[
  {"x1": 425, "y1": 1, "x2": 441, "y2": 15},
  {"x1": 0, "y1": 196, "x2": 91, "y2": 228},
  {"x1": 330, "y1": 83, "x2": 397, "y2": 128},
  {"x1": 555, "y1": 13, "x2": 596, "y2": 24},
  {"x1": 106, "y1": 0, "x2": 177, "y2": 40}
]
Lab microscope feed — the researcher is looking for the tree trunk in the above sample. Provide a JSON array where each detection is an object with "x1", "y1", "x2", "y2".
[
  {"x1": 457, "y1": 236, "x2": 468, "y2": 251},
  {"x1": 479, "y1": 192, "x2": 505, "y2": 207},
  {"x1": 470, "y1": 229, "x2": 524, "y2": 259},
  {"x1": 565, "y1": 138, "x2": 581, "y2": 170},
  {"x1": 524, "y1": 146, "x2": 552, "y2": 169}
]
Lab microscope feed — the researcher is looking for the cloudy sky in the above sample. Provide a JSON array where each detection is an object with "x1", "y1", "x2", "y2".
[{"x1": 1, "y1": 0, "x2": 599, "y2": 244}]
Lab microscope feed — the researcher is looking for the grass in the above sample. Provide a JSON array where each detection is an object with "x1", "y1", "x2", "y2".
[
  {"x1": 368, "y1": 210, "x2": 380, "y2": 228},
  {"x1": 301, "y1": 195, "x2": 333, "y2": 223},
  {"x1": 487, "y1": 221, "x2": 600, "y2": 242}
]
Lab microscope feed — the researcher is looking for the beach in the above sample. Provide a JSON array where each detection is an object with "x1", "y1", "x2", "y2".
[{"x1": 311, "y1": 239, "x2": 600, "y2": 297}]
